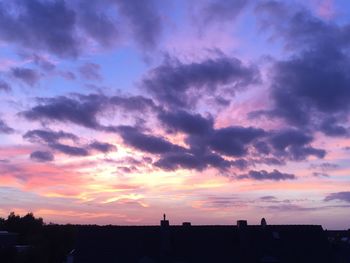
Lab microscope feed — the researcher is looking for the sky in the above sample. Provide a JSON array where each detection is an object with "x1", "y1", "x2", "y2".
[{"x1": 0, "y1": 0, "x2": 350, "y2": 229}]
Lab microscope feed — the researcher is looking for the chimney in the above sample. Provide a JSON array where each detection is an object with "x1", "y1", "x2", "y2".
[
  {"x1": 261, "y1": 218, "x2": 267, "y2": 227},
  {"x1": 160, "y1": 213, "x2": 169, "y2": 227},
  {"x1": 182, "y1": 222, "x2": 191, "y2": 227},
  {"x1": 160, "y1": 214, "x2": 171, "y2": 258}
]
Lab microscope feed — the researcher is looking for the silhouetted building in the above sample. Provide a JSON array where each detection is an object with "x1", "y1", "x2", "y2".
[
  {"x1": 261, "y1": 218, "x2": 267, "y2": 227},
  {"x1": 0, "y1": 231, "x2": 18, "y2": 248},
  {"x1": 237, "y1": 220, "x2": 248, "y2": 228},
  {"x1": 160, "y1": 214, "x2": 169, "y2": 227},
  {"x1": 68, "y1": 217, "x2": 336, "y2": 263}
]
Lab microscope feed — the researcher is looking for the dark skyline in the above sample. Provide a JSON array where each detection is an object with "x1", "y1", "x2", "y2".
[{"x1": 0, "y1": 0, "x2": 349, "y2": 229}]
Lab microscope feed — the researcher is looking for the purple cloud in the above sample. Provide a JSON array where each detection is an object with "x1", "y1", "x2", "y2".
[
  {"x1": 0, "y1": 119, "x2": 14, "y2": 134},
  {"x1": 79, "y1": 63, "x2": 102, "y2": 81},
  {"x1": 239, "y1": 169, "x2": 296, "y2": 181},
  {"x1": 325, "y1": 192, "x2": 350, "y2": 202},
  {"x1": 12, "y1": 67, "x2": 40, "y2": 86},
  {"x1": 30, "y1": 151, "x2": 54, "y2": 162},
  {"x1": 142, "y1": 56, "x2": 259, "y2": 109}
]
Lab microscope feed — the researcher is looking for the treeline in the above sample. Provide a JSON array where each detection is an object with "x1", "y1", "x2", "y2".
[{"x1": 0, "y1": 212, "x2": 75, "y2": 263}]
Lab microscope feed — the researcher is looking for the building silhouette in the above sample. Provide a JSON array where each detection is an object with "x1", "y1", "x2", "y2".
[{"x1": 66, "y1": 216, "x2": 345, "y2": 263}]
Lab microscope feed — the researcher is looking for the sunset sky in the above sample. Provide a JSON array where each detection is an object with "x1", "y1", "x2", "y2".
[{"x1": 0, "y1": 0, "x2": 350, "y2": 229}]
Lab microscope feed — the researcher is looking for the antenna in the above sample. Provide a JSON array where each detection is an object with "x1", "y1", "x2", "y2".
[{"x1": 163, "y1": 213, "x2": 166, "y2": 221}]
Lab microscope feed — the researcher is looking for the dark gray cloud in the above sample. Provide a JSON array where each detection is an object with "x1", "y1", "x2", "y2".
[
  {"x1": 254, "y1": 1, "x2": 350, "y2": 137},
  {"x1": 199, "y1": 0, "x2": 249, "y2": 24},
  {"x1": 153, "y1": 110, "x2": 324, "y2": 171},
  {"x1": 256, "y1": 1, "x2": 350, "y2": 51},
  {"x1": 21, "y1": 94, "x2": 157, "y2": 129},
  {"x1": 260, "y1": 195, "x2": 277, "y2": 200},
  {"x1": 312, "y1": 172, "x2": 329, "y2": 178},
  {"x1": 11, "y1": 67, "x2": 40, "y2": 86},
  {"x1": 0, "y1": 0, "x2": 79, "y2": 57},
  {"x1": 60, "y1": 71, "x2": 76, "y2": 80},
  {"x1": 89, "y1": 141, "x2": 116, "y2": 153},
  {"x1": 49, "y1": 143, "x2": 89, "y2": 156},
  {"x1": 23, "y1": 129, "x2": 87, "y2": 156},
  {"x1": 117, "y1": 125, "x2": 184, "y2": 154},
  {"x1": 208, "y1": 126, "x2": 265, "y2": 157},
  {"x1": 79, "y1": 63, "x2": 102, "y2": 81},
  {"x1": 310, "y1": 162, "x2": 339, "y2": 171},
  {"x1": 23, "y1": 129, "x2": 116, "y2": 157},
  {"x1": 267, "y1": 129, "x2": 325, "y2": 161},
  {"x1": 21, "y1": 94, "x2": 107, "y2": 129},
  {"x1": 109, "y1": 95, "x2": 158, "y2": 112},
  {"x1": 30, "y1": 151, "x2": 54, "y2": 162},
  {"x1": 0, "y1": 0, "x2": 162, "y2": 58},
  {"x1": 239, "y1": 169, "x2": 295, "y2": 181},
  {"x1": 324, "y1": 192, "x2": 350, "y2": 202},
  {"x1": 155, "y1": 152, "x2": 232, "y2": 171},
  {"x1": 115, "y1": 0, "x2": 162, "y2": 50},
  {"x1": 77, "y1": 0, "x2": 119, "y2": 47},
  {"x1": 0, "y1": 119, "x2": 14, "y2": 134},
  {"x1": 142, "y1": 56, "x2": 259, "y2": 109},
  {"x1": 20, "y1": 92, "x2": 325, "y2": 172},
  {"x1": 320, "y1": 117, "x2": 349, "y2": 137},
  {"x1": 0, "y1": 79, "x2": 11, "y2": 92},
  {"x1": 265, "y1": 204, "x2": 318, "y2": 212},
  {"x1": 23, "y1": 129, "x2": 78, "y2": 144},
  {"x1": 158, "y1": 110, "x2": 213, "y2": 135},
  {"x1": 31, "y1": 54, "x2": 56, "y2": 71}
]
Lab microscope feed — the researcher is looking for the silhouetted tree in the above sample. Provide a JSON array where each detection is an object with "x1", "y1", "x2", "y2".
[{"x1": 0, "y1": 216, "x2": 5, "y2": 230}]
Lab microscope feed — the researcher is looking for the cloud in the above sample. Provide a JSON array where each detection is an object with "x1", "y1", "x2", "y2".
[
  {"x1": 142, "y1": 56, "x2": 259, "y2": 109},
  {"x1": 11, "y1": 67, "x2": 40, "y2": 86},
  {"x1": 23, "y1": 128, "x2": 117, "y2": 157},
  {"x1": 0, "y1": 79, "x2": 11, "y2": 92},
  {"x1": 89, "y1": 141, "x2": 116, "y2": 153},
  {"x1": 312, "y1": 172, "x2": 329, "y2": 177},
  {"x1": 198, "y1": 0, "x2": 249, "y2": 24},
  {"x1": 109, "y1": 95, "x2": 157, "y2": 112},
  {"x1": 0, "y1": 0, "x2": 162, "y2": 58},
  {"x1": 79, "y1": 63, "x2": 102, "y2": 81},
  {"x1": 239, "y1": 169, "x2": 296, "y2": 181},
  {"x1": 0, "y1": 119, "x2": 14, "y2": 134},
  {"x1": 59, "y1": 71, "x2": 76, "y2": 80},
  {"x1": 310, "y1": 162, "x2": 338, "y2": 170},
  {"x1": 49, "y1": 143, "x2": 89, "y2": 156},
  {"x1": 117, "y1": 125, "x2": 184, "y2": 154},
  {"x1": 30, "y1": 151, "x2": 54, "y2": 162},
  {"x1": 267, "y1": 129, "x2": 325, "y2": 160},
  {"x1": 21, "y1": 95, "x2": 107, "y2": 129},
  {"x1": 255, "y1": 1, "x2": 350, "y2": 136},
  {"x1": 154, "y1": 152, "x2": 232, "y2": 171},
  {"x1": 260, "y1": 195, "x2": 277, "y2": 200},
  {"x1": 31, "y1": 54, "x2": 56, "y2": 71},
  {"x1": 158, "y1": 110, "x2": 213, "y2": 135},
  {"x1": 208, "y1": 126, "x2": 265, "y2": 157},
  {"x1": 0, "y1": 0, "x2": 79, "y2": 58},
  {"x1": 23, "y1": 129, "x2": 78, "y2": 144},
  {"x1": 21, "y1": 94, "x2": 157, "y2": 129},
  {"x1": 115, "y1": 0, "x2": 162, "y2": 50},
  {"x1": 324, "y1": 191, "x2": 350, "y2": 202},
  {"x1": 77, "y1": 0, "x2": 119, "y2": 47},
  {"x1": 265, "y1": 204, "x2": 318, "y2": 212},
  {"x1": 320, "y1": 117, "x2": 349, "y2": 137}
]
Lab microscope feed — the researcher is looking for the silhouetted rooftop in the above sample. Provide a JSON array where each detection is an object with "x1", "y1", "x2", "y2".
[{"x1": 71, "y1": 223, "x2": 331, "y2": 263}]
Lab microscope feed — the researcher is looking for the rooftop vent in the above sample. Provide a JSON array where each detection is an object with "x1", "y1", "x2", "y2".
[{"x1": 237, "y1": 220, "x2": 248, "y2": 228}]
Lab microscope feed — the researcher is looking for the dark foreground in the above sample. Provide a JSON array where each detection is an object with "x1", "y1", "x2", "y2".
[{"x1": 0, "y1": 213, "x2": 349, "y2": 263}]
